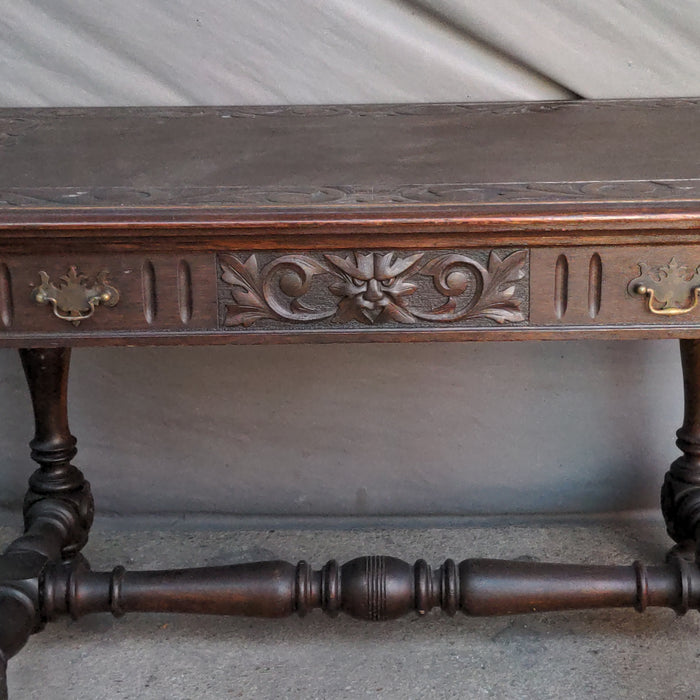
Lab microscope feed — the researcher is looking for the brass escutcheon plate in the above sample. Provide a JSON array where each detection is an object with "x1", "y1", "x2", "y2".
[
  {"x1": 32, "y1": 266, "x2": 120, "y2": 326},
  {"x1": 628, "y1": 258, "x2": 700, "y2": 316}
]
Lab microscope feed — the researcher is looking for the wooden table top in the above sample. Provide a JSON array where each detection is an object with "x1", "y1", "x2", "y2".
[{"x1": 1, "y1": 98, "x2": 699, "y2": 232}]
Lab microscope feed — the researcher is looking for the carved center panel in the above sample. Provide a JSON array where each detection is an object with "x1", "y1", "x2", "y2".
[{"x1": 217, "y1": 249, "x2": 529, "y2": 330}]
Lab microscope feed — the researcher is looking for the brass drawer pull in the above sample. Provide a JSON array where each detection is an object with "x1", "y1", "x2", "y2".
[
  {"x1": 32, "y1": 266, "x2": 120, "y2": 326},
  {"x1": 629, "y1": 258, "x2": 700, "y2": 316},
  {"x1": 634, "y1": 285, "x2": 700, "y2": 316}
]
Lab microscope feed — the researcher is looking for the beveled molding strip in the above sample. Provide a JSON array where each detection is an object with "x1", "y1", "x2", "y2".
[{"x1": 217, "y1": 249, "x2": 529, "y2": 330}]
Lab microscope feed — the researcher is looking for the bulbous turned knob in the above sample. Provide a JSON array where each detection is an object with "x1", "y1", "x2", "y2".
[
  {"x1": 338, "y1": 556, "x2": 413, "y2": 621},
  {"x1": 319, "y1": 556, "x2": 456, "y2": 621}
]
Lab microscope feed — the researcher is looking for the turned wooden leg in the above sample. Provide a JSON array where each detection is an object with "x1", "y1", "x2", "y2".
[
  {"x1": 18, "y1": 347, "x2": 93, "y2": 559},
  {"x1": 662, "y1": 339, "x2": 700, "y2": 551},
  {"x1": 0, "y1": 348, "x2": 94, "y2": 697}
]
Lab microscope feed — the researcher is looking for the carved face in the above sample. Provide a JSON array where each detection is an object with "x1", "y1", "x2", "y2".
[{"x1": 325, "y1": 252, "x2": 423, "y2": 324}]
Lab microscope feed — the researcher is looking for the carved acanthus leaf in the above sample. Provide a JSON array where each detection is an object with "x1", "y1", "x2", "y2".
[
  {"x1": 219, "y1": 254, "x2": 272, "y2": 327},
  {"x1": 472, "y1": 250, "x2": 528, "y2": 323}
]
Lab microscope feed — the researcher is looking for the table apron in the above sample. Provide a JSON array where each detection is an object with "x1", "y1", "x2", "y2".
[{"x1": 1, "y1": 244, "x2": 700, "y2": 345}]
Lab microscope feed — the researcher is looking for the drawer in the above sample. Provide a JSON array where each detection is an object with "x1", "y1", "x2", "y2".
[
  {"x1": 531, "y1": 246, "x2": 700, "y2": 326},
  {"x1": 5, "y1": 245, "x2": 700, "y2": 342},
  {"x1": 0, "y1": 255, "x2": 217, "y2": 333}
]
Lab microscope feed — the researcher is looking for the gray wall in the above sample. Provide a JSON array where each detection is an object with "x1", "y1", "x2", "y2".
[{"x1": 1, "y1": 1, "x2": 698, "y2": 516}]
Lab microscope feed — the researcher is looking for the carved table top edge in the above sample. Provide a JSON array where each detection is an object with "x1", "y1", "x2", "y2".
[{"x1": 1, "y1": 200, "x2": 700, "y2": 234}]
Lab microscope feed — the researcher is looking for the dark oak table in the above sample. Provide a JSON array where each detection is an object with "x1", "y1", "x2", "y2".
[{"x1": 2, "y1": 98, "x2": 700, "y2": 696}]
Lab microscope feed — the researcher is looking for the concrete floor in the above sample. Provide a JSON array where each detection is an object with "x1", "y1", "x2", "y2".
[{"x1": 3, "y1": 512, "x2": 700, "y2": 699}]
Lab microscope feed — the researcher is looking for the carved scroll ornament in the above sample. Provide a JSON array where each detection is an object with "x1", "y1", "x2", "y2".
[{"x1": 219, "y1": 249, "x2": 528, "y2": 328}]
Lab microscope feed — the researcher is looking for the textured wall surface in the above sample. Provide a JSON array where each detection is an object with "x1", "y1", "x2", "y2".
[{"x1": 0, "y1": 1, "x2": 698, "y2": 516}]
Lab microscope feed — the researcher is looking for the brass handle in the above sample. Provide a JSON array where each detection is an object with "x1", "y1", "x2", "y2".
[
  {"x1": 633, "y1": 285, "x2": 700, "y2": 316},
  {"x1": 32, "y1": 266, "x2": 120, "y2": 326},
  {"x1": 628, "y1": 258, "x2": 700, "y2": 317}
]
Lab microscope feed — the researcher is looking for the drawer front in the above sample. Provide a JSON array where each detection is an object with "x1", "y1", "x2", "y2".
[
  {"x1": 531, "y1": 246, "x2": 700, "y2": 326},
  {"x1": 1, "y1": 255, "x2": 217, "y2": 333},
  {"x1": 4, "y1": 244, "x2": 700, "y2": 344}
]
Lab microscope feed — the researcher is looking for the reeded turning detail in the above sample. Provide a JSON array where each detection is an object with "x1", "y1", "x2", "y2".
[
  {"x1": 366, "y1": 556, "x2": 385, "y2": 620},
  {"x1": 218, "y1": 249, "x2": 528, "y2": 329}
]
